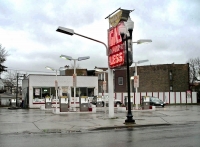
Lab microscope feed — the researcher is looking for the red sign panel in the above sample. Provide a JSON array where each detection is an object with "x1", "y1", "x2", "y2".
[{"x1": 108, "y1": 22, "x2": 126, "y2": 69}]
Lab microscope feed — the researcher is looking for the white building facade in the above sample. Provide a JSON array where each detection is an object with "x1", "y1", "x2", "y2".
[{"x1": 22, "y1": 74, "x2": 98, "y2": 108}]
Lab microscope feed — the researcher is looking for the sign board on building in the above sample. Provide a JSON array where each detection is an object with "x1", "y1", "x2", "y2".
[{"x1": 134, "y1": 75, "x2": 139, "y2": 88}]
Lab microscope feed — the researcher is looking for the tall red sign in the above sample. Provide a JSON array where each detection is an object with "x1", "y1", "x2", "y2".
[{"x1": 108, "y1": 22, "x2": 126, "y2": 69}]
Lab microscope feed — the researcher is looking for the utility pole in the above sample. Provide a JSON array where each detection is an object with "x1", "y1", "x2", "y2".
[
  {"x1": 16, "y1": 73, "x2": 18, "y2": 107},
  {"x1": 15, "y1": 73, "x2": 25, "y2": 107}
]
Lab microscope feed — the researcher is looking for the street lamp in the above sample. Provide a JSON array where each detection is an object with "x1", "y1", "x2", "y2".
[
  {"x1": 56, "y1": 26, "x2": 115, "y2": 118},
  {"x1": 133, "y1": 39, "x2": 152, "y2": 44},
  {"x1": 60, "y1": 54, "x2": 90, "y2": 111},
  {"x1": 95, "y1": 68, "x2": 108, "y2": 109},
  {"x1": 45, "y1": 66, "x2": 67, "y2": 111},
  {"x1": 132, "y1": 60, "x2": 149, "y2": 109},
  {"x1": 94, "y1": 68, "x2": 107, "y2": 94},
  {"x1": 118, "y1": 17, "x2": 135, "y2": 124}
]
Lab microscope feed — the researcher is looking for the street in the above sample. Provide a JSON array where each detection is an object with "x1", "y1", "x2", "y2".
[
  {"x1": 0, "y1": 105, "x2": 200, "y2": 147},
  {"x1": 0, "y1": 123, "x2": 200, "y2": 147}
]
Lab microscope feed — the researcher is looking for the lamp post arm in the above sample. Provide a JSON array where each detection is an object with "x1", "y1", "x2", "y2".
[{"x1": 74, "y1": 32, "x2": 108, "y2": 54}]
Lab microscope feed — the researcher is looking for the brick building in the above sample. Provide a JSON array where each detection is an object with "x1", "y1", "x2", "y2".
[{"x1": 114, "y1": 63, "x2": 190, "y2": 92}]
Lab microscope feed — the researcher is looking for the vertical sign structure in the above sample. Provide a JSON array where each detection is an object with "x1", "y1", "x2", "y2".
[
  {"x1": 108, "y1": 9, "x2": 133, "y2": 69},
  {"x1": 55, "y1": 80, "x2": 58, "y2": 90},
  {"x1": 134, "y1": 75, "x2": 139, "y2": 88},
  {"x1": 108, "y1": 22, "x2": 125, "y2": 69},
  {"x1": 103, "y1": 81, "x2": 107, "y2": 91},
  {"x1": 73, "y1": 74, "x2": 77, "y2": 87}
]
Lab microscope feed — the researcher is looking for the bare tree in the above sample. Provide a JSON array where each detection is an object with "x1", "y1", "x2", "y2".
[
  {"x1": 189, "y1": 57, "x2": 200, "y2": 83},
  {"x1": 3, "y1": 71, "x2": 18, "y2": 93},
  {"x1": 0, "y1": 44, "x2": 9, "y2": 73}
]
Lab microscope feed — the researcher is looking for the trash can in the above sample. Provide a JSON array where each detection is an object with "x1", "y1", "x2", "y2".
[
  {"x1": 80, "y1": 96, "x2": 89, "y2": 111},
  {"x1": 45, "y1": 97, "x2": 52, "y2": 109},
  {"x1": 60, "y1": 96, "x2": 69, "y2": 112},
  {"x1": 141, "y1": 96, "x2": 150, "y2": 109}
]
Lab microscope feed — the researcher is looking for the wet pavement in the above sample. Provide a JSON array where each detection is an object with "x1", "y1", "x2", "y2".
[{"x1": 0, "y1": 105, "x2": 200, "y2": 134}]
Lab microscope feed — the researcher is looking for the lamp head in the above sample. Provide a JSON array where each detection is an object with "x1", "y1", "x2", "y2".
[
  {"x1": 138, "y1": 60, "x2": 149, "y2": 64},
  {"x1": 56, "y1": 27, "x2": 74, "y2": 36},
  {"x1": 45, "y1": 66, "x2": 55, "y2": 71},
  {"x1": 95, "y1": 68, "x2": 103, "y2": 72},
  {"x1": 59, "y1": 67, "x2": 68, "y2": 71},
  {"x1": 60, "y1": 55, "x2": 73, "y2": 60},
  {"x1": 78, "y1": 56, "x2": 90, "y2": 61},
  {"x1": 137, "y1": 39, "x2": 152, "y2": 44},
  {"x1": 126, "y1": 17, "x2": 134, "y2": 31}
]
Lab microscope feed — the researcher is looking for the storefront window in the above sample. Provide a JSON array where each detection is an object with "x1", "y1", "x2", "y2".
[
  {"x1": 71, "y1": 87, "x2": 94, "y2": 97},
  {"x1": 33, "y1": 87, "x2": 59, "y2": 103},
  {"x1": 79, "y1": 87, "x2": 87, "y2": 96},
  {"x1": 42, "y1": 88, "x2": 50, "y2": 98},
  {"x1": 88, "y1": 88, "x2": 94, "y2": 97},
  {"x1": 33, "y1": 88, "x2": 41, "y2": 99},
  {"x1": 71, "y1": 87, "x2": 79, "y2": 97},
  {"x1": 50, "y1": 87, "x2": 56, "y2": 99}
]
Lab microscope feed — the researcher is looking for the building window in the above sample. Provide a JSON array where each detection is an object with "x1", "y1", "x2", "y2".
[
  {"x1": 98, "y1": 73, "x2": 104, "y2": 80},
  {"x1": 170, "y1": 86, "x2": 173, "y2": 91},
  {"x1": 118, "y1": 77, "x2": 123, "y2": 85},
  {"x1": 169, "y1": 70, "x2": 173, "y2": 80}
]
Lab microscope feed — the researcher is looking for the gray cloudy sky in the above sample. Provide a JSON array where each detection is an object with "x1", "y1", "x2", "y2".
[{"x1": 0, "y1": 0, "x2": 200, "y2": 76}]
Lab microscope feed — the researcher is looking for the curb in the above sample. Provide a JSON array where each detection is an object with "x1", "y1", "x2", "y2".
[{"x1": 89, "y1": 123, "x2": 171, "y2": 131}]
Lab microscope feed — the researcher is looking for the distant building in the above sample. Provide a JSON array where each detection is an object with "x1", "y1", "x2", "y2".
[{"x1": 114, "y1": 63, "x2": 190, "y2": 92}]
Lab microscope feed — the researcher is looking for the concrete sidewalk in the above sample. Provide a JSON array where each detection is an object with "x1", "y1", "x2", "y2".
[{"x1": 0, "y1": 105, "x2": 200, "y2": 134}]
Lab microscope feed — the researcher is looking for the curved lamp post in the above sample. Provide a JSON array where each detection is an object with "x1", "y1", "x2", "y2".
[
  {"x1": 94, "y1": 68, "x2": 108, "y2": 95},
  {"x1": 56, "y1": 27, "x2": 115, "y2": 118},
  {"x1": 45, "y1": 66, "x2": 67, "y2": 111},
  {"x1": 118, "y1": 17, "x2": 135, "y2": 123},
  {"x1": 60, "y1": 54, "x2": 90, "y2": 111},
  {"x1": 95, "y1": 68, "x2": 108, "y2": 109},
  {"x1": 131, "y1": 40, "x2": 152, "y2": 109},
  {"x1": 132, "y1": 60, "x2": 149, "y2": 109}
]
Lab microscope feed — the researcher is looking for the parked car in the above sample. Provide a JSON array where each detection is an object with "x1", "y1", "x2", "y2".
[
  {"x1": 91, "y1": 96, "x2": 122, "y2": 107},
  {"x1": 150, "y1": 97, "x2": 165, "y2": 107}
]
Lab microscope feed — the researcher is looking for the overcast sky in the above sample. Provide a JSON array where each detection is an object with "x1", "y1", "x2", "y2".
[{"x1": 0, "y1": 0, "x2": 199, "y2": 77}]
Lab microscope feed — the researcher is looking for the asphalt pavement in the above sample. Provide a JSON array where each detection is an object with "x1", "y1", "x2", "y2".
[{"x1": 0, "y1": 105, "x2": 200, "y2": 134}]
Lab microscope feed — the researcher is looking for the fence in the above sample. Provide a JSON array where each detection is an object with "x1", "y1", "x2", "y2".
[{"x1": 99, "y1": 92, "x2": 197, "y2": 105}]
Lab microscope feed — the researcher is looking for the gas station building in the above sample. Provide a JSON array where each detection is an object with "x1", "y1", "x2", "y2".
[{"x1": 22, "y1": 74, "x2": 98, "y2": 109}]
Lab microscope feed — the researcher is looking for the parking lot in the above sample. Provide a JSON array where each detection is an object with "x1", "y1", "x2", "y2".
[{"x1": 0, "y1": 105, "x2": 200, "y2": 134}]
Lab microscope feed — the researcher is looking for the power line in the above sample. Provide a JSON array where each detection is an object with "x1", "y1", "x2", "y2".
[{"x1": 5, "y1": 68, "x2": 55, "y2": 73}]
